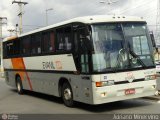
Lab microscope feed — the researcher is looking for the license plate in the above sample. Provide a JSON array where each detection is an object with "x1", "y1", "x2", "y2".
[{"x1": 125, "y1": 89, "x2": 135, "y2": 95}]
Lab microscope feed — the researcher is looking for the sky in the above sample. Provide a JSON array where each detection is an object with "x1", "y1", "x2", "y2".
[{"x1": 0, "y1": 0, "x2": 157, "y2": 37}]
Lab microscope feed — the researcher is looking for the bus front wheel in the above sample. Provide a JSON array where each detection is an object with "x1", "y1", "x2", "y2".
[
  {"x1": 62, "y1": 82, "x2": 74, "y2": 107},
  {"x1": 16, "y1": 76, "x2": 24, "y2": 94}
]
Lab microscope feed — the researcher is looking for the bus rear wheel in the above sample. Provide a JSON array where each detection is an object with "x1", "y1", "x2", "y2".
[
  {"x1": 16, "y1": 76, "x2": 24, "y2": 94},
  {"x1": 62, "y1": 82, "x2": 74, "y2": 107}
]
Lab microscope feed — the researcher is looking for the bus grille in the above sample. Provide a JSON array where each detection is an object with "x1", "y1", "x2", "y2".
[{"x1": 114, "y1": 78, "x2": 145, "y2": 85}]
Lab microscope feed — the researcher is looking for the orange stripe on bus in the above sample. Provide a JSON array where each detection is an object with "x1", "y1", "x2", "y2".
[
  {"x1": 11, "y1": 58, "x2": 33, "y2": 90},
  {"x1": 21, "y1": 58, "x2": 33, "y2": 91},
  {"x1": 11, "y1": 58, "x2": 25, "y2": 80}
]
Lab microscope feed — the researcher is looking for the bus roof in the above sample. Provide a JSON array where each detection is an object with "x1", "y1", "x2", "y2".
[{"x1": 4, "y1": 15, "x2": 145, "y2": 41}]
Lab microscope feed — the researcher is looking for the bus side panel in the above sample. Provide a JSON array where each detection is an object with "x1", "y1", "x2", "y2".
[
  {"x1": 4, "y1": 58, "x2": 32, "y2": 91},
  {"x1": 4, "y1": 57, "x2": 94, "y2": 104},
  {"x1": 22, "y1": 72, "x2": 94, "y2": 104},
  {"x1": 3, "y1": 59, "x2": 16, "y2": 88},
  {"x1": 4, "y1": 71, "x2": 16, "y2": 88},
  {"x1": 4, "y1": 70, "x2": 31, "y2": 91},
  {"x1": 68, "y1": 75, "x2": 93, "y2": 104},
  {"x1": 25, "y1": 72, "x2": 60, "y2": 96}
]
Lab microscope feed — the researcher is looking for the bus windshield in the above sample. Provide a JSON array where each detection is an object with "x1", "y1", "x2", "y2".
[{"x1": 91, "y1": 22, "x2": 155, "y2": 72}]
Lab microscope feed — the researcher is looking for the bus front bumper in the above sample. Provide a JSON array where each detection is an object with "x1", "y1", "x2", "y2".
[{"x1": 92, "y1": 80, "x2": 157, "y2": 105}]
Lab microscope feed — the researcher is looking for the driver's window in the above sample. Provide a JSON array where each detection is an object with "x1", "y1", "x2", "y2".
[
  {"x1": 79, "y1": 27, "x2": 89, "y2": 73},
  {"x1": 81, "y1": 54, "x2": 89, "y2": 73},
  {"x1": 73, "y1": 24, "x2": 90, "y2": 73}
]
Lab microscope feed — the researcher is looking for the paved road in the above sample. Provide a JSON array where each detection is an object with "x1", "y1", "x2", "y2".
[{"x1": 0, "y1": 77, "x2": 160, "y2": 115}]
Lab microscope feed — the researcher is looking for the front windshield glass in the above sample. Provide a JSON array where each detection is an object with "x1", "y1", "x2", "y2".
[
  {"x1": 123, "y1": 23, "x2": 154, "y2": 67},
  {"x1": 91, "y1": 22, "x2": 154, "y2": 72}
]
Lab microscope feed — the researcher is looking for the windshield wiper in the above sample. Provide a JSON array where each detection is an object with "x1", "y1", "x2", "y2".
[{"x1": 129, "y1": 50, "x2": 146, "y2": 67}]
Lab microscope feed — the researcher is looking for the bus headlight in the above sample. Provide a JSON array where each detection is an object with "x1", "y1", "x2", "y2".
[
  {"x1": 96, "y1": 80, "x2": 114, "y2": 87},
  {"x1": 145, "y1": 75, "x2": 156, "y2": 80}
]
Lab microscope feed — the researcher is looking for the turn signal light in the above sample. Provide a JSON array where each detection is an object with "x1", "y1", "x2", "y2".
[
  {"x1": 96, "y1": 82, "x2": 103, "y2": 87},
  {"x1": 96, "y1": 81, "x2": 114, "y2": 87}
]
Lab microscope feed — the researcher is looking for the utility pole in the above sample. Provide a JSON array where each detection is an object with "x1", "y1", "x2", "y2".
[
  {"x1": 12, "y1": 0, "x2": 28, "y2": 34},
  {"x1": 156, "y1": 0, "x2": 160, "y2": 45},
  {"x1": 0, "y1": 17, "x2": 7, "y2": 40},
  {"x1": 0, "y1": 17, "x2": 7, "y2": 75}
]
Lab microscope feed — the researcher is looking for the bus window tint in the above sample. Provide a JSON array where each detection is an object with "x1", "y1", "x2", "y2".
[
  {"x1": 56, "y1": 28, "x2": 64, "y2": 51},
  {"x1": 42, "y1": 31, "x2": 55, "y2": 53},
  {"x1": 50, "y1": 31, "x2": 55, "y2": 52},
  {"x1": 14, "y1": 39, "x2": 20, "y2": 56},
  {"x1": 22, "y1": 36, "x2": 31, "y2": 55},
  {"x1": 56, "y1": 26, "x2": 72, "y2": 51},
  {"x1": 31, "y1": 33, "x2": 41, "y2": 54},
  {"x1": 42, "y1": 32, "x2": 49, "y2": 53},
  {"x1": 6, "y1": 41, "x2": 14, "y2": 57},
  {"x1": 64, "y1": 26, "x2": 72, "y2": 51},
  {"x1": 3, "y1": 38, "x2": 20, "y2": 58}
]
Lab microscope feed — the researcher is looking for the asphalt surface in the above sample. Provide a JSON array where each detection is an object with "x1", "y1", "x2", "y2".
[
  {"x1": 0, "y1": 77, "x2": 160, "y2": 115},
  {"x1": 0, "y1": 77, "x2": 160, "y2": 120}
]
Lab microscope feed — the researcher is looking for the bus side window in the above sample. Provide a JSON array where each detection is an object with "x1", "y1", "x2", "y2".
[
  {"x1": 56, "y1": 26, "x2": 72, "y2": 52},
  {"x1": 31, "y1": 35, "x2": 36, "y2": 54},
  {"x1": 6, "y1": 41, "x2": 14, "y2": 57},
  {"x1": 14, "y1": 39, "x2": 20, "y2": 56},
  {"x1": 73, "y1": 24, "x2": 90, "y2": 73},
  {"x1": 50, "y1": 31, "x2": 55, "y2": 52},
  {"x1": 22, "y1": 36, "x2": 31, "y2": 55},
  {"x1": 80, "y1": 38, "x2": 89, "y2": 73},
  {"x1": 73, "y1": 31, "x2": 78, "y2": 53},
  {"x1": 81, "y1": 54, "x2": 89, "y2": 73},
  {"x1": 42, "y1": 32, "x2": 49, "y2": 53},
  {"x1": 31, "y1": 33, "x2": 41, "y2": 55},
  {"x1": 42, "y1": 31, "x2": 55, "y2": 54},
  {"x1": 56, "y1": 28, "x2": 64, "y2": 51},
  {"x1": 64, "y1": 26, "x2": 72, "y2": 51},
  {"x1": 37, "y1": 33, "x2": 42, "y2": 54}
]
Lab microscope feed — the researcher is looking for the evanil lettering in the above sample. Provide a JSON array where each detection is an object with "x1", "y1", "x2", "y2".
[{"x1": 42, "y1": 61, "x2": 55, "y2": 70}]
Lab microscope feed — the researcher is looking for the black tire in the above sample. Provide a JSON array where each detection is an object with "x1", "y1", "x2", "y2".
[
  {"x1": 16, "y1": 76, "x2": 24, "y2": 94},
  {"x1": 62, "y1": 82, "x2": 74, "y2": 107}
]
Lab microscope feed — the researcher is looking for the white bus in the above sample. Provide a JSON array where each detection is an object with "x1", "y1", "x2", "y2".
[{"x1": 3, "y1": 15, "x2": 157, "y2": 107}]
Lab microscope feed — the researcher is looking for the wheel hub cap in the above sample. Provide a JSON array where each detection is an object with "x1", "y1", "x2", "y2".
[
  {"x1": 17, "y1": 83, "x2": 21, "y2": 92},
  {"x1": 64, "y1": 88, "x2": 71, "y2": 100}
]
